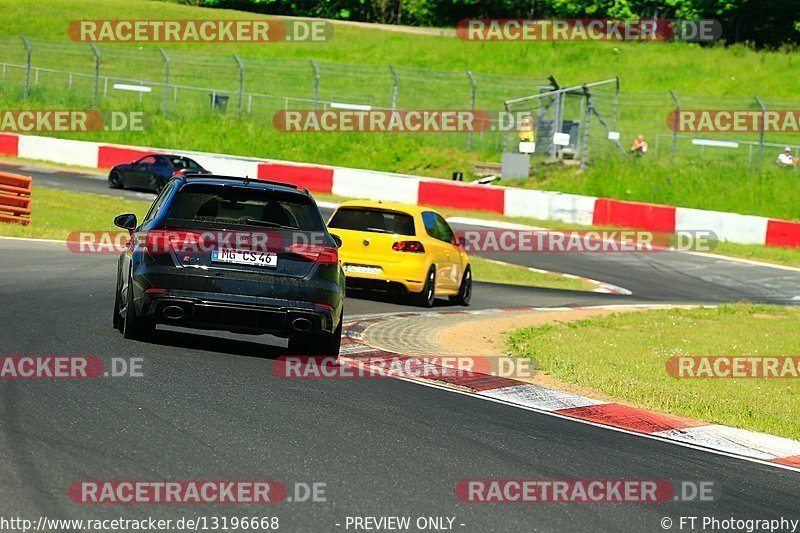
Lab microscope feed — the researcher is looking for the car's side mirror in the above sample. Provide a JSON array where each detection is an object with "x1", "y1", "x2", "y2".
[
  {"x1": 114, "y1": 213, "x2": 137, "y2": 232},
  {"x1": 330, "y1": 234, "x2": 343, "y2": 248}
]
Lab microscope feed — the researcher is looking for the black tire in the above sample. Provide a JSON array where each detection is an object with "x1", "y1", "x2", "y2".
[
  {"x1": 449, "y1": 265, "x2": 472, "y2": 306},
  {"x1": 411, "y1": 267, "x2": 436, "y2": 308},
  {"x1": 123, "y1": 273, "x2": 154, "y2": 340},
  {"x1": 112, "y1": 279, "x2": 123, "y2": 331},
  {"x1": 109, "y1": 171, "x2": 123, "y2": 189},
  {"x1": 288, "y1": 316, "x2": 343, "y2": 356}
]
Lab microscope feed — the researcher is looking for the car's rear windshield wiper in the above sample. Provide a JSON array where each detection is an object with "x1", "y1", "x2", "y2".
[{"x1": 242, "y1": 217, "x2": 297, "y2": 230}]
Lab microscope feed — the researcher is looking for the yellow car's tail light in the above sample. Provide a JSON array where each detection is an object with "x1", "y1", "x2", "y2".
[{"x1": 392, "y1": 241, "x2": 425, "y2": 253}]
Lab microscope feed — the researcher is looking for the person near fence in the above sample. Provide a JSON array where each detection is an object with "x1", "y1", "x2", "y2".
[
  {"x1": 631, "y1": 134, "x2": 648, "y2": 155},
  {"x1": 777, "y1": 147, "x2": 799, "y2": 167},
  {"x1": 518, "y1": 116, "x2": 535, "y2": 143}
]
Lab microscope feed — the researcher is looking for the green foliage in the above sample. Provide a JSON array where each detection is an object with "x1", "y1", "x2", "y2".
[{"x1": 172, "y1": 0, "x2": 800, "y2": 46}]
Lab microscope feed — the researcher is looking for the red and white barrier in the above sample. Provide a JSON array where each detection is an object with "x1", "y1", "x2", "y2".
[{"x1": 3, "y1": 132, "x2": 799, "y2": 248}]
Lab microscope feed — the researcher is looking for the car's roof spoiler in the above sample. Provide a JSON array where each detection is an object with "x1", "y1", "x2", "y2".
[{"x1": 177, "y1": 173, "x2": 309, "y2": 194}]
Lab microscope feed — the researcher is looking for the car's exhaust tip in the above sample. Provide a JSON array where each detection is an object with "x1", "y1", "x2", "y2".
[
  {"x1": 162, "y1": 305, "x2": 185, "y2": 321},
  {"x1": 291, "y1": 317, "x2": 313, "y2": 332}
]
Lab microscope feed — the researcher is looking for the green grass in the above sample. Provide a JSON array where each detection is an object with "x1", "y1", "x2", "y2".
[
  {"x1": 2, "y1": 0, "x2": 800, "y2": 220},
  {"x1": 507, "y1": 304, "x2": 800, "y2": 439},
  {"x1": 0, "y1": 186, "x2": 150, "y2": 240}
]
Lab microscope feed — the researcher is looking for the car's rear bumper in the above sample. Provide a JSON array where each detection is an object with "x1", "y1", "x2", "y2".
[
  {"x1": 141, "y1": 290, "x2": 338, "y2": 336},
  {"x1": 130, "y1": 263, "x2": 344, "y2": 336},
  {"x1": 339, "y1": 258, "x2": 428, "y2": 294},
  {"x1": 342, "y1": 270, "x2": 426, "y2": 294}
]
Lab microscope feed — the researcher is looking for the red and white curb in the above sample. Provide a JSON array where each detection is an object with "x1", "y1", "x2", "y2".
[{"x1": 340, "y1": 306, "x2": 800, "y2": 472}]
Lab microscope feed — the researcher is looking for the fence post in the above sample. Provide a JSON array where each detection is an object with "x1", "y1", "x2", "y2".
[
  {"x1": 755, "y1": 96, "x2": 766, "y2": 173},
  {"x1": 310, "y1": 60, "x2": 320, "y2": 111},
  {"x1": 389, "y1": 65, "x2": 398, "y2": 110},
  {"x1": 21, "y1": 36, "x2": 31, "y2": 99},
  {"x1": 612, "y1": 76, "x2": 620, "y2": 131},
  {"x1": 668, "y1": 90, "x2": 679, "y2": 163},
  {"x1": 234, "y1": 54, "x2": 244, "y2": 118},
  {"x1": 580, "y1": 86, "x2": 591, "y2": 170},
  {"x1": 159, "y1": 48, "x2": 169, "y2": 116},
  {"x1": 550, "y1": 91, "x2": 561, "y2": 159},
  {"x1": 466, "y1": 70, "x2": 477, "y2": 151},
  {"x1": 89, "y1": 43, "x2": 100, "y2": 109}
]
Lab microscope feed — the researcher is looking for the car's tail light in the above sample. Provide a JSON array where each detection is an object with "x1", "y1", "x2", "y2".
[
  {"x1": 141, "y1": 230, "x2": 205, "y2": 254},
  {"x1": 392, "y1": 241, "x2": 425, "y2": 253},
  {"x1": 289, "y1": 243, "x2": 338, "y2": 264}
]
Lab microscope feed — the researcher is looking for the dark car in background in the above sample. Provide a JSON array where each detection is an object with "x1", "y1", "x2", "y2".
[
  {"x1": 112, "y1": 174, "x2": 345, "y2": 355},
  {"x1": 108, "y1": 154, "x2": 210, "y2": 193}
]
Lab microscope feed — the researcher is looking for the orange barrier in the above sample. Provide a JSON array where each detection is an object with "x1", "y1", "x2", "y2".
[{"x1": 0, "y1": 172, "x2": 32, "y2": 226}]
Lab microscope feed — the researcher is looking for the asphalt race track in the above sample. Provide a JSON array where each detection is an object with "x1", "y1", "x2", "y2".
[{"x1": 1, "y1": 163, "x2": 799, "y2": 531}]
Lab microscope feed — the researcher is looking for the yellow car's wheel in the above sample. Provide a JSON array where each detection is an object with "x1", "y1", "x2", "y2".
[
  {"x1": 411, "y1": 267, "x2": 436, "y2": 308},
  {"x1": 449, "y1": 265, "x2": 472, "y2": 306}
]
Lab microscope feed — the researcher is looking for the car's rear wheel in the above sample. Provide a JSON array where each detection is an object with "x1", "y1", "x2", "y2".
[
  {"x1": 112, "y1": 279, "x2": 123, "y2": 331},
  {"x1": 288, "y1": 316, "x2": 343, "y2": 356},
  {"x1": 411, "y1": 267, "x2": 436, "y2": 308},
  {"x1": 109, "y1": 171, "x2": 123, "y2": 189},
  {"x1": 449, "y1": 265, "x2": 472, "y2": 306},
  {"x1": 123, "y1": 273, "x2": 154, "y2": 340}
]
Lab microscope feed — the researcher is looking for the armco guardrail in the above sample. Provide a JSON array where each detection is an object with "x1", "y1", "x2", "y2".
[{"x1": 0, "y1": 171, "x2": 32, "y2": 225}]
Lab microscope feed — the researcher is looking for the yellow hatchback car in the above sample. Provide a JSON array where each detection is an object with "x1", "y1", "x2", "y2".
[{"x1": 327, "y1": 200, "x2": 472, "y2": 307}]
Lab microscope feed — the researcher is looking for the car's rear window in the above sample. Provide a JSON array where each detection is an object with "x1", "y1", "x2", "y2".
[
  {"x1": 169, "y1": 157, "x2": 202, "y2": 170},
  {"x1": 166, "y1": 183, "x2": 324, "y2": 231},
  {"x1": 328, "y1": 207, "x2": 415, "y2": 236}
]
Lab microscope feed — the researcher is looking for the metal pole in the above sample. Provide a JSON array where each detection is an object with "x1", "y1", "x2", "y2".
[
  {"x1": 502, "y1": 101, "x2": 510, "y2": 153},
  {"x1": 550, "y1": 92, "x2": 560, "y2": 159},
  {"x1": 578, "y1": 93, "x2": 585, "y2": 158},
  {"x1": 755, "y1": 96, "x2": 766, "y2": 173},
  {"x1": 310, "y1": 60, "x2": 320, "y2": 111},
  {"x1": 159, "y1": 48, "x2": 169, "y2": 116},
  {"x1": 466, "y1": 70, "x2": 477, "y2": 151},
  {"x1": 234, "y1": 54, "x2": 244, "y2": 118},
  {"x1": 580, "y1": 86, "x2": 590, "y2": 170},
  {"x1": 89, "y1": 43, "x2": 100, "y2": 108},
  {"x1": 668, "y1": 90, "x2": 679, "y2": 163},
  {"x1": 612, "y1": 76, "x2": 620, "y2": 131},
  {"x1": 389, "y1": 65, "x2": 398, "y2": 110},
  {"x1": 21, "y1": 36, "x2": 31, "y2": 98}
]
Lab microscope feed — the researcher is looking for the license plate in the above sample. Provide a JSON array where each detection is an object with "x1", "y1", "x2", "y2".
[
  {"x1": 212, "y1": 248, "x2": 278, "y2": 268},
  {"x1": 345, "y1": 264, "x2": 381, "y2": 275}
]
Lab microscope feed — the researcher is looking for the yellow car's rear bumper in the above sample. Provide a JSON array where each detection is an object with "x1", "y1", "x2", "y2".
[{"x1": 340, "y1": 257, "x2": 428, "y2": 294}]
